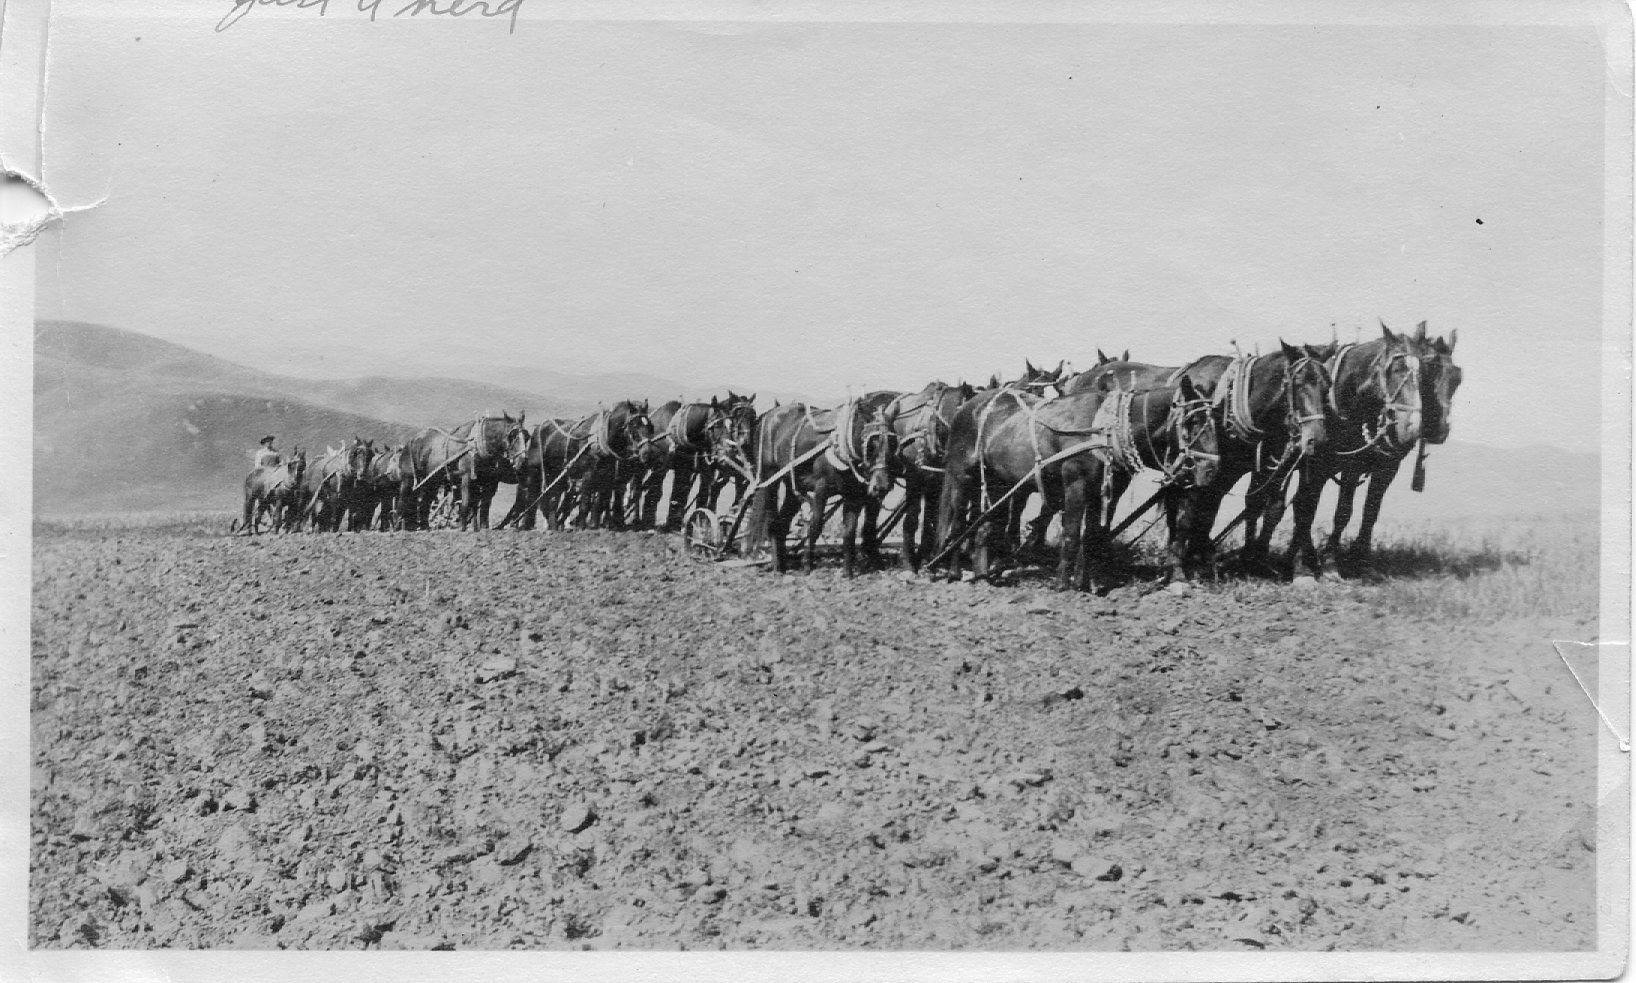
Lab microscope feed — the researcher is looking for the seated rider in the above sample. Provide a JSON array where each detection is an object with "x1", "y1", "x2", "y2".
[{"x1": 253, "y1": 435, "x2": 281, "y2": 469}]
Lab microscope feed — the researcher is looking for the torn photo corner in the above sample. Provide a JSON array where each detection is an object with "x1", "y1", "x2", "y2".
[
  {"x1": 1554, "y1": 640, "x2": 1632, "y2": 753},
  {"x1": 3, "y1": 0, "x2": 1631, "y2": 981}
]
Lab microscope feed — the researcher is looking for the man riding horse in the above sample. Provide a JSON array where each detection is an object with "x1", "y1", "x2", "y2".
[{"x1": 253, "y1": 435, "x2": 281, "y2": 469}]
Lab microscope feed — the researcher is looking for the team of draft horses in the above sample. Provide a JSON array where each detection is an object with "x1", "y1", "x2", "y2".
[{"x1": 240, "y1": 321, "x2": 1460, "y2": 590}]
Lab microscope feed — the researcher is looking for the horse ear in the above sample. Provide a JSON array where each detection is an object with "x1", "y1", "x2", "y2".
[
  {"x1": 1097, "y1": 348, "x2": 1108, "y2": 363},
  {"x1": 1446, "y1": 328, "x2": 1457, "y2": 351},
  {"x1": 1280, "y1": 339, "x2": 1301, "y2": 360},
  {"x1": 1122, "y1": 349, "x2": 1130, "y2": 362},
  {"x1": 1414, "y1": 320, "x2": 1427, "y2": 342},
  {"x1": 1379, "y1": 319, "x2": 1394, "y2": 342},
  {"x1": 748, "y1": 392, "x2": 756, "y2": 404}
]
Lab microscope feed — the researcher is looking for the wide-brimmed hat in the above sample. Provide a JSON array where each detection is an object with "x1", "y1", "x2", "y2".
[{"x1": 259, "y1": 435, "x2": 276, "y2": 446}]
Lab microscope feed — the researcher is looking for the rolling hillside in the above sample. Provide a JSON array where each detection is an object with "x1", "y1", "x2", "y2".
[
  {"x1": 35, "y1": 322, "x2": 569, "y2": 429},
  {"x1": 35, "y1": 322, "x2": 574, "y2": 515}
]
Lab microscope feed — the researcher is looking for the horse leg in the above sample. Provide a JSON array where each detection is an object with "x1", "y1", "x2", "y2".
[
  {"x1": 804, "y1": 483, "x2": 827, "y2": 574},
  {"x1": 1058, "y1": 471, "x2": 1086, "y2": 591},
  {"x1": 860, "y1": 498, "x2": 882, "y2": 568},
  {"x1": 1245, "y1": 472, "x2": 1289, "y2": 577},
  {"x1": 606, "y1": 471, "x2": 627, "y2": 531},
  {"x1": 841, "y1": 500, "x2": 863, "y2": 579},
  {"x1": 1184, "y1": 484, "x2": 1223, "y2": 582},
  {"x1": 1325, "y1": 470, "x2": 1362, "y2": 576},
  {"x1": 1080, "y1": 462, "x2": 1109, "y2": 592},
  {"x1": 1026, "y1": 500, "x2": 1056, "y2": 551},
  {"x1": 662, "y1": 461, "x2": 690, "y2": 532},
  {"x1": 899, "y1": 486, "x2": 922, "y2": 572},
  {"x1": 772, "y1": 489, "x2": 803, "y2": 573},
  {"x1": 1286, "y1": 465, "x2": 1327, "y2": 580},
  {"x1": 1347, "y1": 459, "x2": 1403, "y2": 578},
  {"x1": 933, "y1": 471, "x2": 967, "y2": 582}
]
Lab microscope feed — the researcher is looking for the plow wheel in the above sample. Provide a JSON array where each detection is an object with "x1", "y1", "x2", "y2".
[{"x1": 683, "y1": 507, "x2": 721, "y2": 558}]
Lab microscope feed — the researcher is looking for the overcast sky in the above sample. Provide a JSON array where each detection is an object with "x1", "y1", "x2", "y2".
[{"x1": 31, "y1": 2, "x2": 1620, "y2": 452}]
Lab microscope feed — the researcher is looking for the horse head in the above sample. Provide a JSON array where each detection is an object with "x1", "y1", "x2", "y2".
[
  {"x1": 860, "y1": 403, "x2": 900, "y2": 500},
  {"x1": 614, "y1": 400, "x2": 661, "y2": 467},
  {"x1": 346, "y1": 437, "x2": 374, "y2": 479},
  {"x1": 1279, "y1": 340, "x2": 1329, "y2": 456},
  {"x1": 705, "y1": 395, "x2": 758, "y2": 482},
  {"x1": 1171, "y1": 376, "x2": 1221, "y2": 488},
  {"x1": 1373, "y1": 324, "x2": 1425, "y2": 450},
  {"x1": 1011, "y1": 359, "x2": 1069, "y2": 397},
  {"x1": 505, "y1": 423, "x2": 533, "y2": 470},
  {"x1": 1412, "y1": 322, "x2": 1461, "y2": 444}
]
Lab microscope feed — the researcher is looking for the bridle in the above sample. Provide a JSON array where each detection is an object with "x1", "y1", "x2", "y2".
[
  {"x1": 1149, "y1": 389, "x2": 1220, "y2": 487},
  {"x1": 1224, "y1": 355, "x2": 1330, "y2": 441},
  {"x1": 858, "y1": 412, "x2": 900, "y2": 489},
  {"x1": 886, "y1": 383, "x2": 958, "y2": 474},
  {"x1": 705, "y1": 400, "x2": 758, "y2": 482},
  {"x1": 1330, "y1": 343, "x2": 1423, "y2": 458},
  {"x1": 585, "y1": 404, "x2": 656, "y2": 462},
  {"x1": 822, "y1": 396, "x2": 897, "y2": 488}
]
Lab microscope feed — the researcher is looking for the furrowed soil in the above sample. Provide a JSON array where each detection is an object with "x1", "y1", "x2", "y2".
[{"x1": 31, "y1": 521, "x2": 1602, "y2": 951}]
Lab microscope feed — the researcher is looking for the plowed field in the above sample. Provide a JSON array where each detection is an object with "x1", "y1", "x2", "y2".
[{"x1": 30, "y1": 516, "x2": 1602, "y2": 950}]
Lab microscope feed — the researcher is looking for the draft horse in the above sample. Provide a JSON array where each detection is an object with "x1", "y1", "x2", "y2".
[
  {"x1": 742, "y1": 391, "x2": 901, "y2": 577},
  {"x1": 1061, "y1": 340, "x2": 1331, "y2": 579},
  {"x1": 1252, "y1": 323, "x2": 1428, "y2": 579},
  {"x1": 240, "y1": 448, "x2": 308, "y2": 535}
]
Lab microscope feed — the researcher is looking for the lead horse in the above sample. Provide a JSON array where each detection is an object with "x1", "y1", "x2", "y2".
[{"x1": 1253, "y1": 323, "x2": 1430, "y2": 578}]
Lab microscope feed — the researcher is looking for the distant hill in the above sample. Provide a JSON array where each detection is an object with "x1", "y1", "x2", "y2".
[
  {"x1": 34, "y1": 321, "x2": 572, "y2": 514},
  {"x1": 35, "y1": 389, "x2": 422, "y2": 514},
  {"x1": 35, "y1": 321, "x2": 568, "y2": 429}
]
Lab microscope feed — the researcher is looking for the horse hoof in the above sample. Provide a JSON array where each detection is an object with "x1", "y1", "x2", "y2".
[{"x1": 1291, "y1": 575, "x2": 1320, "y2": 589}]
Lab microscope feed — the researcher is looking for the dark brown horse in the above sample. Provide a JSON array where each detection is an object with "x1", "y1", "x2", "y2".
[
  {"x1": 240, "y1": 448, "x2": 308, "y2": 534},
  {"x1": 742, "y1": 391, "x2": 900, "y2": 577},
  {"x1": 349, "y1": 441, "x2": 394, "y2": 531},
  {"x1": 399, "y1": 411, "x2": 526, "y2": 531},
  {"x1": 633, "y1": 392, "x2": 756, "y2": 532},
  {"x1": 1060, "y1": 341, "x2": 1331, "y2": 578},
  {"x1": 503, "y1": 401, "x2": 658, "y2": 531},
  {"x1": 303, "y1": 437, "x2": 376, "y2": 532},
  {"x1": 934, "y1": 379, "x2": 1216, "y2": 591},
  {"x1": 1254, "y1": 324, "x2": 1427, "y2": 579},
  {"x1": 878, "y1": 381, "x2": 976, "y2": 572},
  {"x1": 1412, "y1": 322, "x2": 1462, "y2": 448}
]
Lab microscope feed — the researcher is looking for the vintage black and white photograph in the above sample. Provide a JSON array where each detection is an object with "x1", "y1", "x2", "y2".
[{"x1": 4, "y1": 0, "x2": 1629, "y2": 977}]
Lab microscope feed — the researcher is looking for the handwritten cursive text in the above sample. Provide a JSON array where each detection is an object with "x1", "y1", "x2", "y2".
[{"x1": 217, "y1": 0, "x2": 524, "y2": 34}]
